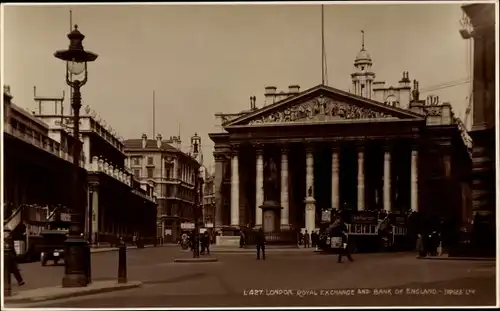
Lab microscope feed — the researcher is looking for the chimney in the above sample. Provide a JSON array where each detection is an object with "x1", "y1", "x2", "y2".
[
  {"x1": 141, "y1": 133, "x2": 147, "y2": 148},
  {"x1": 171, "y1": 135, "x2": 181, "y2": 150},
  {"x1": 398, "y1": 71, "x2": 411, "y2": 88},
  {"x1": 411, "y1": 80, "x2": 420, "y2": 102},
  {"x1": 156, "y1": 133, "x2": 162, "y2": 149},
  {"x1": 264, "y1": 86, "x2": 277, "y2": 106},
  {"x1": 397, "y1": 72, "x2": 411, "y2": 109},
  {"x1": 250, "y1": 96, "x2": 257, "y2": 110},
  {"x1": 288, "y1": 85, "x2": 300, "y2": 94}
]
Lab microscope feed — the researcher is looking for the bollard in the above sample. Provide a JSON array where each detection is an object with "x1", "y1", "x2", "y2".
[
  {"x1": 117, "y1": 243, "x2": 127, "y2": 283},
  {"x1": 4, "y1": 241, "x2": 12, "y2": 297},
  {"x1": 87, "y1": 244, "x2": 92, "y2": 284}
]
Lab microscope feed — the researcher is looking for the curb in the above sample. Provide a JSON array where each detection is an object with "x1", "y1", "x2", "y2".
[
  {"x1": 5, "y1": 281, "x2": 142, "y2": 304},
  {"x1": 210, "y1": 249, "x2": 313, "y2": 254},
  {"x1": 173, "y1": 258, "x2": 219, "y2": 263},
  {"x1": 91, "y1": 244, "x2": 173, "y2": 254},
  {"x1": 418, "y1": 256, "x2": 495, "y2": 262}
]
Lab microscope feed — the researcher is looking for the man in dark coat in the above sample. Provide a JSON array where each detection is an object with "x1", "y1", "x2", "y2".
[
  {"x1": 311, "y1": 231, "x2": 317, "y2": 248},
  {"x1": 239, "y1": 230, "x2": 246, "y2": 248},
  {"x1": 6, "y1": 240, "x2": 25, "y2": 286},
  {"x1": 256, "y1": 228, "x2": 266, "y2": 260},
  {"x1": 338, "y1": 223, "x2": 354, "y2": 263},
  {"x1": 201, "y1": 231, "x2": 210, "y2": 255},
  {"x1": 304, "y1": 230, "x2": 310, "y2": 248}
]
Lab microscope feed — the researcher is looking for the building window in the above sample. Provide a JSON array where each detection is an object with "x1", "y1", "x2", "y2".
[
  {"x1": 132, "y1": 157, "x2": 140, "y2": 165},
  {"x1": 147, "y1": 167, "x2": 154, "y2": 178},
  {"x1": 147, "y1": 156, "x2": 154, "y2": 165},
  {"x1": 166, "y1": 168, "x2": 171, "y2": 179},
  {"x1": 134, "y1": 169, "x2": 141, "y2": 179}
]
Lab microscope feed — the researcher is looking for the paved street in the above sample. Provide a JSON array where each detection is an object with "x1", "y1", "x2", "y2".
[{"x1": 7, "y1": 246, "x2": 497, "y2": 308}]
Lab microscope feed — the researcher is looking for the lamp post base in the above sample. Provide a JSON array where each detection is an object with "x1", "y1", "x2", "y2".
[{"x1": 62, "y1": 236, "x2": 90, "y2": 288}]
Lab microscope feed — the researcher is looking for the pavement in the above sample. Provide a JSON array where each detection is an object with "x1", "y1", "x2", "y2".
[
  {"x1": 90, "y1": 243, "x2": 177, "y2": 253},
  {"x1": 4, "y1": 280, "x2": 142, "y2": 303},
  {"x1": 211, "y1": 245, "x2": 314, "y2": 253},
  {"x1": 418, "y1": 254, "x2": 496, "y2": 262},
  {"x1": 4, "y1": 245, "x2": 497, "y2": 308}
]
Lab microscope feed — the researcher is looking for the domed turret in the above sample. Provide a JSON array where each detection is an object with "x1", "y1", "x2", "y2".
[
  {"x1": 351, "y1": 30, "x2": 375, "y2": 99},
  {"x1": 355, "y1": 49, "x2": 372, "y2": 65}
]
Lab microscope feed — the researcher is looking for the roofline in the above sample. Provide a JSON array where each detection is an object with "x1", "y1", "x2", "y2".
[{"x1": 123, "y1": 148, "x2": 201, "y2": 166}]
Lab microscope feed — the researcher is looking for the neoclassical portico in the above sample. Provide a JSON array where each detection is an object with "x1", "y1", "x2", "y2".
[{"x1": 209, "y1": 85, "x2": 449, "y2": 232}]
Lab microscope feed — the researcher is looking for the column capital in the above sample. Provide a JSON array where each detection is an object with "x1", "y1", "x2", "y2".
[
  {"x1": 214, "y1": 152, "x2": 227, "y2": 162},
  {"x1": 253, "y1": 143, "x2": 265, "y2": 155},
  {"x1": 331, "y1": 142, "x2": 341, "y2": 151},
  {"x1": 89, "y1": 182, "x2": 99, "y2": 192},
  {"x1": 410, "y1": 141, "x2": 420, "y2": 151},
  {"x1": 355, "y1": 141, "x2": 365, "y2": 151},
  {"x1": 280, "y1": 144, "x2": 290, "y2": 154},
  {"x1": 382, "y1": 140, "x2": 393, "y2": 152},
  {"x1": 305, "y1": 143, "x2": 316, "y2": 153},
  {"x1": 229, "y1": 144, "x2": 240, "y2": 156}
]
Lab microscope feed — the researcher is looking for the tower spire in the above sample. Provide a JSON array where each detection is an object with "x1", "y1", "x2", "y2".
[{"x1": 361, "y1": 29, "x2": 365, "y2": 50}]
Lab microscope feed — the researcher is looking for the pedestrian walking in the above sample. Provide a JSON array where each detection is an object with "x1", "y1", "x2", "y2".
[
  {"x1": 6, "y1": 242, "x2": 25, "y2": 286},
  {"x1": 304, "y1": 230, "x2": 310, "y2": 248},
  {"x1": 338, "y1": 224, "x2": 354, "y2": 263},
  {"x1": 132, "y1": 234, "x2": 137, "y2": 246},
  {"x1": 256, "y1": 228, "x2": 266, "y2": 260},
  {"x1": 416, "y1": 233, "x2": 425, "y2": 258},
  {"x1": 203, "y1": 231, "x2": 210, "y2": 255},
  {"x1": 311, "y1": 231, "x2": 317, "y2": 248},
  {"x1": 239, "y1": 230, "x2": 245, "y2": 248}
]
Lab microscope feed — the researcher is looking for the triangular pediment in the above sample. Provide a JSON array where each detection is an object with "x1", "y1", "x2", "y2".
[{"x1": 225, "y1": 85, "x2": 424, "y2": 127}]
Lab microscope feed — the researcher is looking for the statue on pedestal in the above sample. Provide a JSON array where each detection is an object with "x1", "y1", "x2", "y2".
[
  {"x1": 261, "y1": 157, "x2": 282, "y2": 233},
  {"x1": 264, "y1": 157, "x2": 279, "y2": 202}
]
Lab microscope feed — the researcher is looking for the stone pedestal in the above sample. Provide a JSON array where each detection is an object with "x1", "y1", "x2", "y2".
[
  {"x1": 304, "y1": 196, "x2": 316, "y2": 234},
  {"x1": 259, "y1": 200, "x2": 283, "y2": 233}
]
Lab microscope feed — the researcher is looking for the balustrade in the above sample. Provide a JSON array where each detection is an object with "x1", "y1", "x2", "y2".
[{"x1": 4, "y1": 123, "x2": 78, "y2": 165}]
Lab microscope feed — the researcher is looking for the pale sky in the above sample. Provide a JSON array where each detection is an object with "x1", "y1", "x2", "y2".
[{"x1": 3, "y1": 3, "x2": 472, "y2": 171}]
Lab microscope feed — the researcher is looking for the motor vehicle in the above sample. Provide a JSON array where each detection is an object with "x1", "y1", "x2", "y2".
[{"x1": 38, "y1": 229, "x2": 68, "y2": 266}]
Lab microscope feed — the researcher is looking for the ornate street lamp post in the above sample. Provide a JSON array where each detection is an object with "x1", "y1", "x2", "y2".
[
  {"x1": 192, "y1": 169, "x2": 204, "y2": 259},
  {"x1": 54, "y1": 24, "x2": 98, "y2": 287}
]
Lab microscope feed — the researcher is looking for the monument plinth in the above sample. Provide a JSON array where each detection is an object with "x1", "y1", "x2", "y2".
[{"x1": 259, "y1": 200, "x2": 283, "y2": 232}]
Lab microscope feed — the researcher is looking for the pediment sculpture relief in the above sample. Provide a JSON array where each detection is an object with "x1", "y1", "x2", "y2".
[{"x1": 248, "y1": 95, "x2": 391, "y2": 125}]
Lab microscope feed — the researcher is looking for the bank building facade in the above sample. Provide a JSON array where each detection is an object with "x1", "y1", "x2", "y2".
[{"x1": 209, "y1": 44, "x2": 472, "y2": 241}]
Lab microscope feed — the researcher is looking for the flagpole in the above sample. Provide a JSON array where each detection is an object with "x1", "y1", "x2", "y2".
[
  {"x1": 321, "y1": 4, "x2": 325, "y2": 85},
  {"x1": 152, "y1": 90, "x2": 156, "y2": 138}
]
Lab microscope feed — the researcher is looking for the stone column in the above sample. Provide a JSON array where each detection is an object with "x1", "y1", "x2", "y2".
[
  {"x1": 214, "y1": 153, "x2": 225, "y2": 229},
  {"x1": 173, "y1": 159, "x2": 178, "y2": 179},
  {"x1": 331, "y1": 145, "x2": 340, "y2": 211},
  {"x1": 255, "y1": 147, "x2": 264, "y2": 227},
  {"x1": 383, "y1": 145, "x2": 392, "y2": 212},
  {"x1": 357, "y1": 144, "x2": 365, "y2": 211},
  {"x1": 280, "y1": 147, "x2": 289, "y2": 228},
  {"x1": 305, "y1": 145, "x2": 315, "y2": 232},
  {"x1": 306, "y1": 146, "x2": 314, "y2": 194},
  {"x1": 90, "y1": 183, "x2": 99, "y2": 245},
  {"x1": 230, "y1": 148, "x2": 240, "y2": 227},
  {"x1": 411, "y1": 146, "x2": 419, "y2": 212}
]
